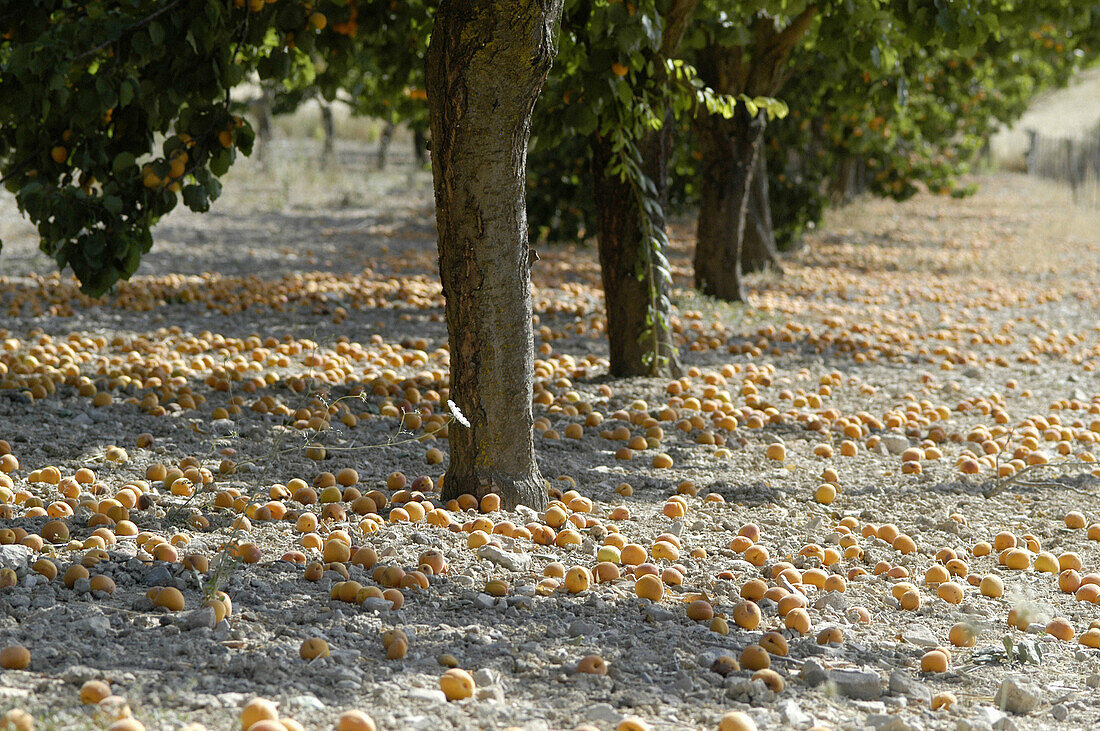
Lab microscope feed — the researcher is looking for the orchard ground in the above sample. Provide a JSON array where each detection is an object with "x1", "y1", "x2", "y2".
[{"x1": 1, "y1": 129, "x2": 1100, "y2": 731}]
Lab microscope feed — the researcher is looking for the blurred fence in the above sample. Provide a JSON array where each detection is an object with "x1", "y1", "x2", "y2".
[{"x1": 1025, "y1": 123, "x2": 1100, "y2": 207}]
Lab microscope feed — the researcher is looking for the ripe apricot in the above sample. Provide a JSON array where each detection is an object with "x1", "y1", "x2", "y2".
[
  {"x1": 565, "y1": 567, "x2": 591, "y2": 593},
  {"x1": 0, "y1": 644, "x2": 30, "y2": 669},
  {"x1": 336, "y1": 711, "x2": 376, "y2": 731},
  {"x1": 577, "y1": 654, "x2": 608, "y2": 675},
  {"x1": 154, "y1": 586, "x2": 185, "y2": 611},
  {"x1": 686, "y1": 600, "x2": 713, "y2": 622},
  {"x1": 732, "y1": 600, "x2": 761, "y2": 630},
  {"x1": 240, "y1": 697, "x2": 278, "y2": 729},
  {"x1": 752, "y1": 668, "x2": 784, "y2": 693},
  {"x1": 440, "y1": 668, "x2": 475, "y2": 701},
  {"x1": 300, "y1": 637, "x2": 330, "y2": 660},
  {"x1": 634, "y1": 574, "x2": 664, "y2": 601},
  {"x1": 80, "y1": 679, "x2": 111, "y2": 704},
  {"x1": 1059, "y1": 569, "x2": 1081, "y2": 593},
  {"x1": 739, "y1": 644, "x2": 769, "y2": 671},
  {"x1": 931, "y1": 692, "x2": 957, "y2": 710},
  {"x1": 948, "y1": 623, "x2": 976, "y2": 647},
  {"x1": 1046, "y1": 617, "x2": 1075, "y2": 641},
  {"x1": 718, "y1": 711, "x2": 758, "y2": 731},
  {"x1": 920, "y1": 649, "x2": 949, "y2": 673},
  {"x1": 937, "y1": 582, "x2": 964, "y2": 604},
  {"x1": 979, "y1": 574, "x2": 1004, "y2": 597}
]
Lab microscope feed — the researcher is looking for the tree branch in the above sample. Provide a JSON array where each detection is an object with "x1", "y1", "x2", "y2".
[
  {"x1": 69, "y1": 0, "x2": 186, "y2": 66},
  {"x1": 659, "y1": 0, "x2": 699, "y2": 59}
]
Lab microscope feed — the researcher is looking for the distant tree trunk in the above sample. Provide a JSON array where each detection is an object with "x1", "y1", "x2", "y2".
[
  {"x1": 741, "y1": 152, "x2": 783, "y2": 274},
  {"x1": 413, "y1": 127, "x2": 428, "y2": 166},
  {"x1": 693, "y1": 106, "x2": 766, "y2": 302},
  {"x1": 587, "y1": 0, "x2": 695, "y2": 377},
  {"x1": 591, "y1": 124, "x2": 681, "y2": 377},
  {"x1": 426, "y1": 0, "x2": 562, "y2": 510},
  {"x1": 692, "y1": 5, "x2": 816, "y2": 301},
  {"x1": 376, "y1": 121, "x2": 396, "y2": 170},
  {"x1": 319, "y1": 101, "x2": 335, "y2": 166},
  {"x1": 254, "y1": 86, "x2": 275, "y2": 169}
]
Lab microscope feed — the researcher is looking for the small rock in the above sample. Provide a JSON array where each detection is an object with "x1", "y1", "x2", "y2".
[
  {"x1": 72, "y1": 614, "x2": 111, "y2": 638},
  {"x1": 474, "y1": 593, "x2": 500, "y2": 610},
  {"x1": 779, "y1": 699, "x2": 812, "y2": 727},
  {"x1": 726, "y1": 677, "x2": 775, "y2": 705},
  {"x1": 182, "y1": 606, "x2": 218, "y2": 631},
  {"x1": 0, "y1": 545, "x2": 33, "y2": 570},
  {"x1": 828, "y1": 668, "x2": 883, "y2": 700},
  {"x1": 360, "y1": 597, "x2": 396, "y2": 613},
  {"x1": 144, "y1": 565, "x2": 174, "y2": 586},
  {"x1": 1051, "y1": 704, "x2": 1069, "y2": 722},
  {"x1": 513, "y1": 505, "x2": 538, "y2": 523},
  {"x1": 1086, "y1": 674, "x2": 1100, "y2": 689},
  {"x1": 568, "y1": 620, "x2": 599, "y2": 637},
  {"x1": 475, "y1": 685, "x2": 504, "y2": 702},
  {"x1": 902, "y1": 625, "x2": 939, "y2": 648},
  {"x1": 994, "y1": 676, "x2": 1041, "y2": 715},
  {"x1": 882, "y1": 434, "x2": 910, "y2": 454},
  {"x1": 645, "y1": 605, "x2": 676, "y2": 623},
  {"x1": 473, "y1": 668, "x2": 500, "y2": 687},
  {"x1": 954, "y1": 718, "x2": 993, "y2": 731},
  {"x1": 477, "y1": 545, "x2": 530, "y2": 572},
  {"x1": 867, "y1": 714, "x2": 918, "y2": 731},
  {"x1": 288, "y1": 694, "x2": 326, "y2": 711},
  {"x1": 801, "y1": 659, "x2": 827, "y2": 686},
  {"x1": 889, "y1": 670, "x2": 931, "y2": 703},
  {"x1": 586, "y1": 703, "x2": 622, "y2": 724},
  {"x1": 814, "y1": 591, "x2": 848, "y2": 611},
  {"x1": 407, "y1": 688, "x2": 447, "y2": 703}
]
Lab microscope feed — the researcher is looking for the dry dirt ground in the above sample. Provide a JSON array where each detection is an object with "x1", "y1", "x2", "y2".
[{"x1": 1, "y1": 139, "x2": 1100, "y2": 731}]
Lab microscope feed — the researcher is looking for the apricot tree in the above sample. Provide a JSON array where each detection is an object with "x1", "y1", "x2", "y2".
[
  {"x1": 0, "y1": 0, "x2": 568, "y2": 509},
  {"x1": 426, "y1": 0, "x2": 563, "y2": 509}
]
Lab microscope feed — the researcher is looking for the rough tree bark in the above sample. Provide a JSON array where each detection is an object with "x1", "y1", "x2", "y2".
[
  {"x1": 692, "y1": 6, "x2": 816, "y2": 300},
  {"x1": 741, "y1": 151, "x2": 783, "y2": 274},
  {"x1": 590, "y1": 0, "x2": 696, "y2": 377},
  {"x1": 693, "y1": 105, "x2": 766, "y2": 301},
  {"x1": 426, "y1": 0, "x2": 562, "y2": 510}
]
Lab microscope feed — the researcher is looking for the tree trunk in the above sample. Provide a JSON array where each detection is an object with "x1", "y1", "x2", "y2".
[
  {"x1": 741, "y1": 151, "x2": 783, "y2": 275},
  {"x1": 254, "y1": 86, "x2": 275, "y2": 169},
  {"x1": 426, "y1": 0, "x2": 561, "y2": 510},
  {"x1": 413, "y1": 127, "x2": 428, "y2": 166},
  {"x1": 591, "y1": 125, "x2": 682, "y2": 378},
  {"x1": 693, "y1": 106, "x2": 766, "y2": 302},
  {"x1": 319, "y1": 101, "x2": 335, "y2": 166},
  {"x1": 376, "y1": 121, "x2": 396, "y2": 171}
]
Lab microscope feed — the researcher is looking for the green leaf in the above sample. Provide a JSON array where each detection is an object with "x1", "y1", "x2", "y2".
[
  {"x1": 119, "y1": 79, "x2": 135, "y2": 108},
  {"x1": 112, "y1": 152, "x2": 136, "y2": 176}
]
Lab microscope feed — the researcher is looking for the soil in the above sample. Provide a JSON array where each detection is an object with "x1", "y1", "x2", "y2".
[{"x1": 1, "y1": 140, "x2": 1099, "y2": 731}]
